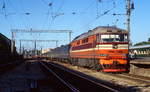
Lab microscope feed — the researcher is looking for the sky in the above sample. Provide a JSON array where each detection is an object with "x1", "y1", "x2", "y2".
[{"x1": 0, "y1": 0, "x2": 150, "y2": 50}]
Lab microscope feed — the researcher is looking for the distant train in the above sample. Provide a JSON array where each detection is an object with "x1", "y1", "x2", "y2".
[
  {"x1": 0, "y1": 33, "x2": 22, "y2": 64},
  {"x1": 130, "y1": 45, "x2": 150, "y2": 58},
  {"x1": 45, "y1": 26, "x2": 129, "y2": 72}
]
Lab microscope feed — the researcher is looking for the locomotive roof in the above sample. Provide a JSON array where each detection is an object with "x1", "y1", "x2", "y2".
[
  {"x1": 72, "y1": 26, "x2": 128, "y2": 42},
  {"x1": 0, "y1": 33, "x2": 11, "y2": 44}
]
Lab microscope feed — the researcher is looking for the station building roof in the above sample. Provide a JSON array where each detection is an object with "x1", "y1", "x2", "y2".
[{"x1": 130, "y1": 44, "x2": 150, "y2": 49}]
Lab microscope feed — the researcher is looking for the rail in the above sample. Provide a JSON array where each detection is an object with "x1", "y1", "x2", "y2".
[
  {"x1": 39, "y1": 61, "x2": 80, "y2": 92},
  {"x1": 39, "y1": 61, "x2": 120, "y2": 92}
]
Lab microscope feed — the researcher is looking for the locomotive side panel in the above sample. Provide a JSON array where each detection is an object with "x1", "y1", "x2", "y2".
[{"x1": 70, "y1": 35, "x2": 97, "y2": 59}]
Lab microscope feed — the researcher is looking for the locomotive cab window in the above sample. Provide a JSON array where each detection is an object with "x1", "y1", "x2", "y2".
[{"x1": 100, "y1": 34, "x2": 128, "y2": 42}]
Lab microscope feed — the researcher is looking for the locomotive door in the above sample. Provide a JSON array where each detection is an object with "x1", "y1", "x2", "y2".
[
  {"x1": 93, "y1": 35, "x2": 96, "y2": 59},
  {"x1": 96, "y1": 34, "x2": 100, "y2": 53},
  {"x1": 95, "y1": 34, "x2": 102, "y2": 70},
  {"x1": 91, "y1": 34, "x2": 99, "y2": 69}
]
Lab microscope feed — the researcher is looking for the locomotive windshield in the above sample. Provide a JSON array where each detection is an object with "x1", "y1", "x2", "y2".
[{"x1": 100, "y1": 34, "x2": 128, "y2": 42}]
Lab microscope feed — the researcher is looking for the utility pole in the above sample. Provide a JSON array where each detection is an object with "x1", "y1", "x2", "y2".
[
  {"x1": 126, "y1": 0, "x2": 134, "y2": 45},
  {"x1": 126, "y1": 0, "x2": 134, "y2": 72},
  {"x1": 11, "y1": 31, "x2": 15, "y2": 53},
  {"x1": 34, "y1": 41, "x2": 37, "y2": 56},
  {"x1": 126, "y1": 0, "x2": 131, "y2": 72},
  {"x1": 69, "y1": 31, "x2": 72, "y2": 43},
  {"x1": 20, "y1": 39, "x2": 59, "y2": 56},
  {"x1": 126, "y1": 0, "x2": 131, "y2": 45},
  {"x1": 40, "y1": 47, "x2": 42, "y2": 55},
  {"x1": 56, "y1": 40, "x2": 58, "y2": 47},
  {"x1": 19, "y1": 40, "x2": 22, "y2": 54}
]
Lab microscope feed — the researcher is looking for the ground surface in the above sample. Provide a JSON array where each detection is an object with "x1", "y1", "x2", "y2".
[
  {"x1": 130, "y1": 57, "x2": 150, "y2": 77},
  {"x1": 131, "y1": 57, "x2": 150, "y2": 64},
  {"x1": 0, "y1": 60, "x2": 54, "y2": 92},
  {"x1": 52, "y1": 61, "x2": 150, "y2": 92}
]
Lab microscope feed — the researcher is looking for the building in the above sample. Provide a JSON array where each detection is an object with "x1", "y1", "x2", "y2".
[{"x1": 41, "y1": 48, "x2": 52, "y2": 54}]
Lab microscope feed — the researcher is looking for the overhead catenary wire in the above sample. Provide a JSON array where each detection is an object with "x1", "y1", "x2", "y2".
[
  {"x1": 49, "y1": 0, "x2": 66, "y2": 28},
  {"x1": 2, "y1": 0, "x2": 7, "y2": 18},
  {"x1": 39, "y1": 0, "x2": 54, "y2": 28},
  {"x1": 69, "y1": 0, "x2": 96, "y2": 28},
  {"x1": 3, "y1": 0, "x2": 129, "y2": 46},
  {"x1": 41, "y1": 6, "x2": 52, "y2": 29},
  {"x1": 19, "y1": 0, "x2": 32, "y2": 29},
  {"x1": 1, "y1": 0, "x2": 15, "y2": 28},
  {"x1": 5, "y1": 0, "x2": 30, "y2": 29},
  {"x1": 52, "y1": 0, "x2": 65, "y2": 23},
  {"x1": 81, "y1": 0, "x2": 117, "y2": 30}
]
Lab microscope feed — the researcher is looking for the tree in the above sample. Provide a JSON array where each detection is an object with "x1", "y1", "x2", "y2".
[
  {"x1": 148, "y1": 38, "x2": 150, "y2": 42},
  {"x1": 134, "y1": 41, "x2": 150, "y2": 46}
]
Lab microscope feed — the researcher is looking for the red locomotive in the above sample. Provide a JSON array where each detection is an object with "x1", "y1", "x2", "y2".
[
  {"x1": 46, "y1": 26, "x2": 129, "y2": 73},
  {"x1": 69, "y1": 26, "x2": 129, "y2": 72}
]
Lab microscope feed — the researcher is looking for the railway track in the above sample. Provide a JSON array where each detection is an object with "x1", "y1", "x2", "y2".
[
  {"x1": 39, "y1": 61, "x2": 128, "y2": 92},
  {"x1": 47, "y1": 60, "x2": 150, "y2": 85},
  {"x1": 39, "y1": 61, "x2": 79, "y2": 92},
  {"x1": 116, "y1": 73, "x2": 150, "y2": 84},
  {"x1": 96, "y1": 71, "x2": 150, "y2": 87}
]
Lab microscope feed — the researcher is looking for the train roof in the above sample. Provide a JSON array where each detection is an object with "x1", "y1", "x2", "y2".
[
  {"x1": 0, "y1": 33, "x2": 9, "y2": 40},
  {"x1": 72, "y1": 26, "x2": 127, "y2": 42},
  {"x1": 0, "y1": 33, "x2": 11, "y2": 45}
]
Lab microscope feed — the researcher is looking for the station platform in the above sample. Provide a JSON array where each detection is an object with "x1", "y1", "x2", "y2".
[
  {"x1": 130, "y1": 57, "x2": 150, "y2": 65},
  {"x1": 0, "y1": 60, "x2": 54, "y2": 92}
]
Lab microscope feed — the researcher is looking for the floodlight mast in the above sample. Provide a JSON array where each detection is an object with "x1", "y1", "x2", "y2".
[{"x1": 11, "y1": 31, "x2": 15, "y2": 54}]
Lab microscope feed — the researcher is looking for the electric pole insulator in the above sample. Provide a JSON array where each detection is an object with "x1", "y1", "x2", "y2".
[{"x1": 131, "y1": 2, "x2": 135, "y2": 10}]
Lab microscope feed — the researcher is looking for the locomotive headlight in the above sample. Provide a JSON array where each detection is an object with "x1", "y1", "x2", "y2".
[{"x1": 99, "y1": 54, "x2": 108, "y2": 57}]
